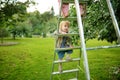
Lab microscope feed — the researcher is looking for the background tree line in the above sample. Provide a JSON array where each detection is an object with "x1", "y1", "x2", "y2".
[
  {"x1": 0, "y1": 0, "x2": 120, "y2": 44},
  {"x1": 0, "y1": 0, "x2": 57, "y2": 43}
]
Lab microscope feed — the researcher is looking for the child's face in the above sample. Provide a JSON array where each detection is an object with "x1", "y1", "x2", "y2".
[{"x1": 61, "y1": 24, "x2": 69, "y2": 33}]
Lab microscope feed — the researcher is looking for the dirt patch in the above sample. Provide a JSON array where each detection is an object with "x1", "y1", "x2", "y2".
[{"x1": 0, "y1": 42, "x2": 19, "y2": 46}]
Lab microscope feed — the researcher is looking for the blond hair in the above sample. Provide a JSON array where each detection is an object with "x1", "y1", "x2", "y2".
[{"x1": 59, "y1": 21, "x2": 70, "y2": 32}]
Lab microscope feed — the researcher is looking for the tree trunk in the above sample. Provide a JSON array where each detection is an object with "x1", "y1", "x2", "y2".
[
  {"x1": 1, "y1": 37, "x2": 4, "y2": 44},
  {"x1": 0, "y1": 29, "x2": 4, "y2": 44},
  {"x1": 13, "y1": 34, "x2": 16, "y2": 40},
  {"x1": 12, "y1": 33, "x2": 16, "y2": 40}
]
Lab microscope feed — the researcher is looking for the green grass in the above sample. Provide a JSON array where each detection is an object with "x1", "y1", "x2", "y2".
[
  {"x1": 86, "y1": 40, "x2": 120, "y2": 80},
  {"x1": 0, "y1": 38, "x2": 120, "y2": 80}
]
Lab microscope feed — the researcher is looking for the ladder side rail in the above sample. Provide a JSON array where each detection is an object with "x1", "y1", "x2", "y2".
[
  {"x1": 106, "y1": 0, "x2": 120, "y2": 44},
  {"x1": 57, "y1": 0, "x2": 63, "y2": 33},
  {"x1": 50, "y1": 52, "x2": 57, "y2": 80},
  {"x1": 74, "y1": 0, "x2": 90, "y2": 80},
  {"x1": 86, "y1": 44, "x2": 120, "y2": 50},
  {"x1": 50, "y1": 0, "x2": 63, "y2": 80}
]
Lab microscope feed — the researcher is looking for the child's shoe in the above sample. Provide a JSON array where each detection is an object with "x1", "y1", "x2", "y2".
[{"x1": 66, "y1": 54, "x2": 72, "y2": 61}]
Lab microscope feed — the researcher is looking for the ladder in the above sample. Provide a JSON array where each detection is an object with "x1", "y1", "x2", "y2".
[
  {"x1": 50, "y1": 0, "x2": 90, "y2": 80},
  {"x1": 50, "y1": 0, "x2": 120, "y2": 80},
  {"x1": 106, "y1": 0, "x2": 120, "y2": 43}
]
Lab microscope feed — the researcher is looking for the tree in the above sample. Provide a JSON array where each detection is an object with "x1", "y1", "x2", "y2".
[
  {"x1": 0, "y1": 28, "x2": 9, "y2": 43},
  {"x1": 39, "y1": 11, "x2": 54, "y2": 37},
  {"x1": 27, "y1": 9, "x2": 54, "y2": 37},
  {"x1": 27, "y1": 11, "x2": 41, "y2": 35},
  {"x1": 0, "y1": 0, "x2": 35, "y2": 40},
  {"x1": 69, "y1": 0, "x2": 120, "y2": 43}
]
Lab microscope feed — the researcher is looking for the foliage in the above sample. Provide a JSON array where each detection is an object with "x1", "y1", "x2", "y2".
[
  {"x1": 0, "y1": 2, "x2": 56, "y2": 39},
  {"x1": 27, "y1": 9, "x2": 56, "y2": 37},
  {"x1": 69, "y1": 0, "x2": 120, "y2": 43},
  {"x1": 0, "y1": 28, "x2": 9, "y2": 43},
  {"x1": 0, "y1": 0, "x2": 35, "y2": 39},
  {"x1": 87, "y1": 0, "x2": 120, "y2": 43}
]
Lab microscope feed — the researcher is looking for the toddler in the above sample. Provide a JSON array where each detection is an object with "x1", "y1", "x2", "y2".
[{"x1": 56, "y1": 21, "x2": 73, "y2": 72}]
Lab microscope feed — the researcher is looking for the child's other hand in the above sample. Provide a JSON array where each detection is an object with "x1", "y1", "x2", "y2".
[
  {"x1": 61, "y1": 32, "x2": 67, "y2": 34},
  {"x1": 70, "y1": 45, "x2": 73, "y2": 48}
]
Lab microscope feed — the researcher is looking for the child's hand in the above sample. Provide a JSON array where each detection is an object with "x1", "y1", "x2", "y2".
[
  {"x1": 61, "y1": 32, "x2": 67, "y2": 34},
  {"x1": 70, "y1": 45, "x2": 73, "y2": 48}
]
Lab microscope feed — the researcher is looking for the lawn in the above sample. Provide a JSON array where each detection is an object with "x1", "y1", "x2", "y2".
[{"x1": 0, "y1": 38, "x2": 120, "y2": 80}]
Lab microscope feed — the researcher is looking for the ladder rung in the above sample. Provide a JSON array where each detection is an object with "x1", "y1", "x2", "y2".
[
  {"x1": 56, "y1": 33, "x2": 79, "y2": 36},
  {"x1": 54, "y1": 58, "x2": 80, "y2": 63},
  {"x1": 59, "y1": 17, "x2": 77, "y2": 21},
  {"x1": 86, "y1": 44, "x2": 120, "y2": 50},
  {"x1": 62, "y1": 0, "x2": 89, "y2": 3},
  {"x1": 56, "y1": 46, "x2": 81, "y2": 51},
  {"x1": 69, "y1": 78, "x2": 78, "y2": 80},
  {"x1": 52, "y1": 69, "x2": 79, "y2": 75}
]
